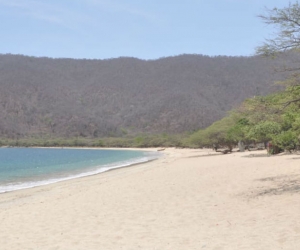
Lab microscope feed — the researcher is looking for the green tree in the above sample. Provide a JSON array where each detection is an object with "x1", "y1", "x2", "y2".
[
  {"x1": 246, "y1": 121, "x2": 281, "y2": 143},
  {"x1": 189, "y1": 114, "x2": 242, "y2": 150},
  {"x1": 272, "y1": 130, "x2": 299, "y2": 151}
]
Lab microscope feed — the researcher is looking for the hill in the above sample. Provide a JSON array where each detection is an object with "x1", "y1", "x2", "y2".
[{"x1": 0, "y1": 54, "x2": 285, "y2": 139}]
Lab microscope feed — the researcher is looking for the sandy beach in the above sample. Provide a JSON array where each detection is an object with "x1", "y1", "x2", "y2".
[{"x1": 0, "y1": 148, "x2": 300, "y2": 250}]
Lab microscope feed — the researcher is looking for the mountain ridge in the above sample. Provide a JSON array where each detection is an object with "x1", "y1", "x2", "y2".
[{"x1": 0, "y1": 53, "x2": 285, "y2": 139}]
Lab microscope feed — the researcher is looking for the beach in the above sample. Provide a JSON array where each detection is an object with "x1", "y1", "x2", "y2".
[{"x1": 0, "y1": 148, "x2": 299, "y2": 250}]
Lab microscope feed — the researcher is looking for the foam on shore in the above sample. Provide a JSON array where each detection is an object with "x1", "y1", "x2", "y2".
[{"x1": 0, "y1": 150, "x2": 161, "y2": 193}]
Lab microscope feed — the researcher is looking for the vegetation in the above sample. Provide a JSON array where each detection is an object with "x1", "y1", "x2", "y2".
[
  {"x1": 188, "y1": 2, "x2": 300, "y2": 154},
  {"x1": 0, "y1": 134, "x2": 187, "y2": 148},
  {"x1": 188, "y1": 89, "x2": 300, "y2": 152}
]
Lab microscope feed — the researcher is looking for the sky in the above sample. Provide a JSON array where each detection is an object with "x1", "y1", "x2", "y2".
[{"x1": 0, "y1": 0, "x2": 290, "y2": 60}]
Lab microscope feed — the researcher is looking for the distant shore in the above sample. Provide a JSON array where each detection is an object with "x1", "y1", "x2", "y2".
[{"x1": 0, "y1": 148, "x2": 299, "y2": 249}]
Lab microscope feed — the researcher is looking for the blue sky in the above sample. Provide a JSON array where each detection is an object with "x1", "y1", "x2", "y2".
[{"x1": 0, "y1": 0, "x2": 289, "y2": 60}]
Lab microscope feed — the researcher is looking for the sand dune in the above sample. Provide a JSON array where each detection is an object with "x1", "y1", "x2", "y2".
[{"x1": 0, "y1": 148, "x2": 299, "y2": 250}]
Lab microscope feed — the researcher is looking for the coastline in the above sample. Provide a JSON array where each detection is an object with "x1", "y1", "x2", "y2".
[
  {"x1": 0, "y1": 148, "x2": 299, "y2": 249},
  {"x1": 0, "y1": 147, "x2": 161, "y2": 194}
]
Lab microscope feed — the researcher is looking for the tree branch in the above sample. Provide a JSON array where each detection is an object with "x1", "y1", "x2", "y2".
[{"x1": 281, "y1": 97, "x2": 300, "y2": 109}]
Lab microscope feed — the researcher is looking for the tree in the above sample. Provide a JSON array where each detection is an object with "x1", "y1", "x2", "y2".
[
  {"x1": 256, "y1": 2, "x2": 300, "y2": 56},
  {"x1": 256, "y1": 1, "x2": 300, "y2": 107},
  {"x1": 246, "y1": 120, "x2": 281, "y2": 143},
  {"x1": 189, "y1": 114, "x2": 243, "y2": 150}
]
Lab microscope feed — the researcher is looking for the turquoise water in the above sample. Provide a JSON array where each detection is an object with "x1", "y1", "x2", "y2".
[{"x1": 0, "y1": 148, "x2": 160, "y2": 193}]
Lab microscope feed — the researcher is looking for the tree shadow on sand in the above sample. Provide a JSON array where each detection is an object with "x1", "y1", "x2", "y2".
[{"x1": 253, "y1": 174, "x2": 300, "y2": 196}]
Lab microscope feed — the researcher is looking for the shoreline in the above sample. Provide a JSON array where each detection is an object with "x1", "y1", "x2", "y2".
[
  {"x1": 0, "y1": 147, "x2": 162, "y2": 194},
  {"x1": 0, "y1": 148, "x2": 299, "y2": 249}
]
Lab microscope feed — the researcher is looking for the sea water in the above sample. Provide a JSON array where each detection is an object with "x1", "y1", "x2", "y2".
[{"x1": 0, "y1": 148, "x2": 161, "y2": 193}]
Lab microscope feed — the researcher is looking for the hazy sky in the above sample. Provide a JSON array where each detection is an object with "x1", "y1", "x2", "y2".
[{"x1": 0, "y1": 0, "x2": 289, "y2": 59}]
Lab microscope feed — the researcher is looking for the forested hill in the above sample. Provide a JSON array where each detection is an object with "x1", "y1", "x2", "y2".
[{"x1": 0, "y1": 54, "x2": 285, "y2": 139}]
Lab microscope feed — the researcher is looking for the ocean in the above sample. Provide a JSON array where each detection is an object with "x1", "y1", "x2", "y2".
[{"x1": 0, "y1": 148, "x2": 160, "y2": 193}]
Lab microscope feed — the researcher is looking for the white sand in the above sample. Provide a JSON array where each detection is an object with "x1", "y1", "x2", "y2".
[{"x1": 0, "y1": 148, "x2": 300, "y2": 250}]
